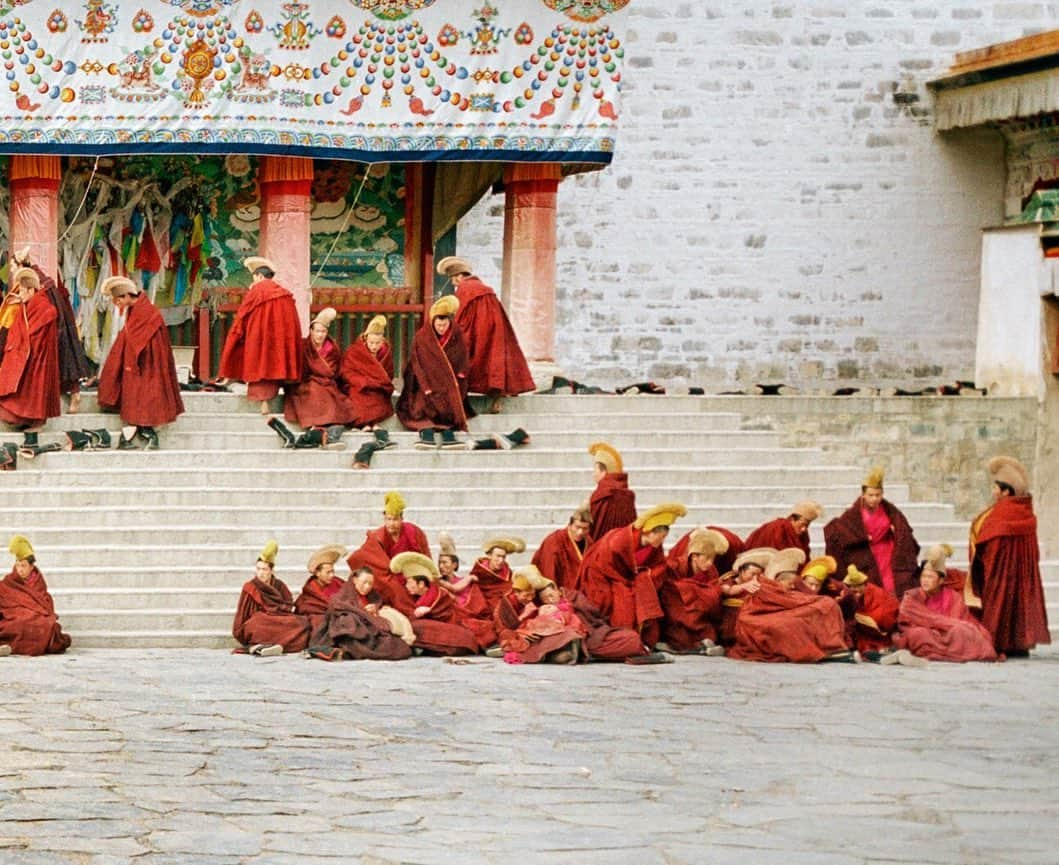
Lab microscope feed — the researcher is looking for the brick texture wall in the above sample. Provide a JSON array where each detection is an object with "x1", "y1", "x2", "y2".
[{"x1": 458, "y1": 3, "x2": 1045, "y2": 390}]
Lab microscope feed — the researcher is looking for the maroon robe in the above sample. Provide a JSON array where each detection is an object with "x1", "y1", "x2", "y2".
[
  {"x1": 0, "y1": 291, "x2": 61, "y2": 426},
  {"x1": 531, "y1": 527, "x2": 586, "y2": 589},
  {"x1": 340, "y1": 336, "x2": 395, "y2": 427},
  {"x1": 560, "y1": 587, "x2": 645, "y2": 661},
  {"x1": 658, "y1": 530, "x2": 724, "y2": 651},
  {"x1": 729, "y1": 578, "x2": 848, "y2": 663},
  {"x1": 0, "y1": 568, "x2": 70, "y2": 655},
  {"x1": 410, "y1": 583, "x2": 481, "y2": 655},
  {"x1": 293, "y1": 575, "x2": 346, "y2": 631},
  {"x1": 894, "y1": 588, "x2": 997, "y2": 662},
  {"x1": 453, "y1": 276, "x2": 535, "y2": 396},
  {"x1": 219, "y1": 278, "x2": 302, "y2": 394},
  {"x1": 31, "y1": 263, "x2": 89, "y2": 394},
  {"x1": 493, "y1": 591, "x2": 583, "y2": 662},
  {"x1": 969, "y1": 495, "x2": 1051, "y2": 654},
  {"x1": 469, "y1": 557, "x2": 513, "y2": 612},
  {"x1": 97, "y1": 295, "x2": 185, "y2": 427},
  {"x1": 709, "y1": 526, "x2": 744, "y2": 577},
  {"x1": 345, "y1": 522, "x2": 430, "y2": 617},
  {"x1": 439, "y1": 577, "x2": 498, "y2": 648},
  {"x1": 396, "y1": 320, "x2": 472, "y2": 431},
  {"x1": 232, "y1": 577, "x2": 311, "y2": 653},
  {"x1": 824, "y1": 498, "x2": 920, "y2": 597},
  {"x1": 589, "y1": 473, "x2": 637, "y2": 544},
  {"x1": 284, "y1": 337, "x2": 357, "y2": 427},
  {"x1": 743, "y1": 517, "x2": 810, "y2": 561},
  {"x1": 310, "y1": 581, "x2": 412, "y2": 660}
]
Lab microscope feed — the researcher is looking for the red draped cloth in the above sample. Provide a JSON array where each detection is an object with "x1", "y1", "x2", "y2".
[
  {"x1": 969, "y1": 495, "x2": 1051, "y2": 654},
  {"x1": 589, "y1": 473, "x2": 637, "y2": 544},
  {"x1": 293, "y1": 575, "x2": 346, "y2": 631},
  {"x1": 0, "y1": 291, "x2": 61, "y2": 426},
  {"x1": 824, "y1": 498, "x2": 920, "y2": 597},
  {"x1": 531, "y1": 527, "x2": 586, "y2": 589},
  {"x1": 440, "y1": 576, "x2": 497, "y2": 647},
  {"x1": 453, "y1": 277, "x2": 535, "y2": 396},
  {"x1": 894, "y1": 587, "x2": 997, "y2": 662},
  {"x1": 493, "y1": 591, "x2": 583, "y2": 662},
  {"x1": 97, "y1": 295, "x2": 185, "y2": 427},
  {"x1": 396, "y1": 321, "x2": 471, "y2": 431},
  {"x1": 411, "y1": 584, "x2": 481, "y2": 655},
  {"x1": 31, "y1": 264, "x2": 89, "y2": 394},
  {"x1": 345, "y1": 522, "x2": 429, "y2": 616},
  {"x1": 729, "y1": 579, "x2": 848, "y2": 663},
  {"x1": 340, "y1": 337, "x2": 395, "y2": 427},
  {"x1": 710, "y1": 526, "x2": 744, "y2": 576},
  {"x1": 310, "y1": 581, "x2": 412, "y2": 661},
  {"x1": 231, "y1": 576, "x2": 311, "y2": 652},
  {"x1": 849, "y1": 583, "x2": 899, "y2": 653},
  {"x1": 658, "y1": 530, "x2": 724, "y2": 651},
  {"x1": 219, "y1": 278, "x2": 302, "y2": 395},
  {"x1": 560, "y1": 587, "x2": 645, "y2": 661},
  {"x1": 0, "y1": 568, "x2": 70, "y2": 655},
  {"x1": 284, "y1": 337, "x2": 356, "y2": 427},
  {"x1": 469, "y1": 558, "x2": 514, "y2": 613},
  {"x1": 743, "y1": 517, "x2": 810, "y2": 560}
]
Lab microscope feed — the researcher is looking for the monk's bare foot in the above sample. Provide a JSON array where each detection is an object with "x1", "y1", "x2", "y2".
[
  {"x1": 487, "y1": 396, "x2": 503, "y2": 414},
  {"x1": 260, "y1": 401, "x2": 270, "y2": 415},
  {"x1": 68, "y1": 392, "x2": 81, "y2": 414}
]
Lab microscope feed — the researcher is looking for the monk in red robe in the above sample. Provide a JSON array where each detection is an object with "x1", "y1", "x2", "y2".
[
  {"x1": 346, "y1": 491, "x2": 428, "y2": 616},
  {"x1": 968, "y1": 456, "x2": 1051, "y2": 657},
  {"x1": 572, "y1": 503, "x2": 686, "y2": 646},
  {"x1": 469, "y1": 536, "x2": 525, "y2": 612},
  {"x1": 534, "y1": 577, "x2": 645, "y2": 661},
  {"x1": 718, "y1": 547, "x2": 773, "y2": 646},
  {"x1": 307, "y1": 572, "x2": 413, "y2": 662},
  {"x1": 842, "y1": 564, "x2": 899, "y2": 655},
  {"x1": 436, "y1": 533, "x2": 497, "y2": 648},
  {"x1": 396, "y1": 552, "x2": 481, "y2": 655},
  {"x1": 532, "y1": 506, "x2": 592, "y2": 588},
  {"x1": 294, "y1": 544, "x2": 348, "y2": 632},
  {"x1": 283, "y1": 308, "x2": 356, "y2": 429},
  {"x1": 396, "y1": 294, "x2": 472, "y2": 449},
  {"x1": 657, "y1": 528, "x2": 729, "y2": 653},
  {"x1": 824, "y1": 467, "x2": 920, "y2": 597},
  {"x1": 436, "y1": 256, "x2": 535, "y2": 408},
  {"x1": 341, "y1": 314, "x2": 395, "y2": 429},
  {"x1": 0, "y1": 267, "x2": 61, "y2": 434},
  {"x1": 894, "y1": 544, "x2": 996, "y2": 662},
  {"x1": 493, "y1": 571, "x2": 584, "y2": 663},
  {"x1": 96, "y1": 275, "x2": 185, "y2": 450},
  {"x1": 743, "y1": 500, "x2": 822, "y2": 561},
  {"x1": 588, "y1": 441, "x2": 637, "y2": 544},
  {"x1": 0, "y1": 535, "x2": 70, "y2": 656},
  {"x1": 219, "y1": 256, "x2": 302, "y2": 414},
  {"x1": 346, "y1": 567, "x2": 416, "y2": 646},
  {"x1": 232, "y1": 541, "x2": 311, "y2": 654}
]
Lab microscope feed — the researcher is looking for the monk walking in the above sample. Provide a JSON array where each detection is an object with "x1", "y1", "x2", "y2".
[{"x1": 0, "y1": 535, "x2": 70, "y2": 656}]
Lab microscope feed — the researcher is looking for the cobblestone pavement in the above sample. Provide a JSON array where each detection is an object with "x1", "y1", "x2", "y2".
[{"x1": 2, "y1": 648, "x2": 1057, "y2": 865}]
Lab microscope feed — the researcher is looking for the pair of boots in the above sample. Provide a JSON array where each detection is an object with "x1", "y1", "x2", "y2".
[
  {"x1": 117, "y1": 427, "x2": 159, "y2": 451},
  {"x1": 267, "y1": 417, "x2": 347, "y2": 450},
  {"x1": 469, "y1": 428, "x2": 530, "y2": 450},
  {"x1": 17, "y1": 429, "x2": 113, "y2": 460},
  {"x1": 415, "y1": 428, "x2": 463, "y2": 450}
]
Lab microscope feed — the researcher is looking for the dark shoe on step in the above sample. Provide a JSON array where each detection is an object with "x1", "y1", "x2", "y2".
[
  {"x1": 267, "y1": 417, "x2": 297, "y2": 448},
  {"x1": 439, "y1": 429, "x2": 463, "y2": 449},
  {"x1": 140, "y1": 427, "x2": 159, "y2": 451},
  {"x1": 415, "y1": 429, "x2": 436, "y2": 450}
]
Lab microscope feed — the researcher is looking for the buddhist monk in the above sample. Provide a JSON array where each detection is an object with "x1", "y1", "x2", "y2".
[
  {"x1": 396, "y1": 552, "x2": 481, "y2": 655},
  {"x1": 587, "y1": 441, "x2": 637, "y2": 543},
  {"x1": 841, "y1": 564, "x2": 923, "y2": 664},
  {"x1": 347, "y1": 567, "x2": 416, "y2": 646},
  {"x1": 346, "y1": 491, "x2": 428, "y2": 616},
  {"x1": 894, "y1": 545, "x2": 997, "y2": 662},
  {"x1": 531, "y1": 505, "x2": 593, "y2": 589},
  {"x1": 340, "y1": 314, "x2": 395, "y2": 432},
  {"x1": 436, "y1": 255, "x2": 535, "y2": 411},
  {"x1": 218, "y1": 256, "x2": 302, "y2": 415},
  {"x1": 307, "y1": 568, "x2": 414, "y2": 662},
  {"x1": 796, "y1": 555, "x2": 854, "y2": 617},
  {"x1": 657, "y1": 528, "x2": 728, "y2": 655},
  {"x1": 294, "y1": 544, "x2": 348, "y2": 631},
  {"x1": 96, "y1": 275, "x2": 185, "y2": 451},
  {"x1": 395, "y1": 294, "x2": 471, "y2": 449},
  {"x1": 282, "y1": 307, "x2": 356, "y2": 431},
  {"x1": 968, "y1": 456, "x2": 1051, "y2": 657},
  {"x1": 469, "y1": 536, "x2": 525, "y2": 612},
  {"x1": 824, "y1": 467, "x2": 920, "y2": 597},
  {"x1": 232, "y1": 540, "x2": 311, "y2": 655},
  {"x1": 743, "y1": 500, "x2": 822, "y2": 561},
  {"x1": 718, "y1": 547, "x2": 772, "y2": 646},
  {"x1": 493, "y1": 570, "x2": 584, "y2": 664},
  {"x1": 0, "y1": 535, "x2": 70, "y2": 656},
  {"x1": 436, "y1": 532, "x2": 497, "y2": 648}
]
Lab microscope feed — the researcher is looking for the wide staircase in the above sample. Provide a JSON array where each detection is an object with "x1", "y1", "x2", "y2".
[{"x1": 1, "y1": 392, "x2": 1056, "y2": 647}]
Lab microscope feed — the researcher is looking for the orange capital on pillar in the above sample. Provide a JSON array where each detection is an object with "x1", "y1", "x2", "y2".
[
  {"x1": 9, "y1": 155, "x2": 61, "y2": 279},
  {"x1": 259, "y1": 156, "x2": 313, "y2": 333}
]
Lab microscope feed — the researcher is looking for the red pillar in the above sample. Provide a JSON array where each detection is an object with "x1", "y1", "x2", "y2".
[
  {"x1": 259, "y1": 156, "x2": 313, "y2": 333},
  {"x1": 9, "y1": 155, "x2": 61, "y2": 278},
  {"x1": 501, "y1": 163, "x2": 561, "y2": 366}
]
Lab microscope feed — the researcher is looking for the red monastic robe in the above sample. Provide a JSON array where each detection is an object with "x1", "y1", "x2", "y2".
[
  {"x1": 658, "y1": 530, "x2": 724, "y2": 651},
  {"x1": 531, "y1": 527, "x2": 586, "y2": 589},
  {"x1": 0, "y1": 291, "x2": 61, "y2": 426},
  {"x1": 97, "y1": 295, "x2": 185, "y2": 427},
  {"x1": 345, "y1": 522, "x2": 430, "y2": 616},
  {"x1": 824, "y1": 498, "x2": 920, "y2": 597},
  {"x1": 284, "y1": 337, "x2": 356, "y2": 427},
  {"x1": 894, "y1": 588, "x2": 997, "y2": 662},
  {"x1": 310, "y1": 581, "x2": 412, "y2": 661},
  {"x1": 710, "y1": 526, "x2": 745, "y2": 577},
  {"x1": 0, "y1": 568, "x2": 70, "y2": 655},
  {"x1": 560, "y1": 587, "x2": 645, "y2": 661},
  {"x1": 729, "y1": 579, "x2": 848, "y2": 663},
  {"x1": 589, "y1": 473, "x2": 637, "y2": 544},
  {"x1": 743, "y1": 517, "x2": 810, "y2": 560},
  {"x1": 410, "y1": 584, "x2": 481, "y2": 655},
  {"x1": 340, "y1": 336, "x2": 395, "y2": 427},
  {"x1": 849, "y1": 583, "x2": 900, "y2": 653},
  {"x1": 469, "y1": 557, "x2": 514, "y2": 612},
  {"x1": 493, "y1": 591, "x2": 583, "y2": 662},
  {"x1": 32, "y1": 264, "x2": 89, "y2": 394},
  {"x1": 439, "y1": 576, "x2": 497, "y2": 648},
  {"x1": 969, "y1": 495, "x2": 1051, "y2": 654},
  {"x1": 231, "y1": 576, "x2": 311, "y2": 653},
  {"x1": 395, "y1": 322, "x2": 471, "y2": 431},
  {"x1": 293, "y1": 575, "x2": 346, "y2": 631},
  {"x1": 218, "y1": 278, "x2": 302, "y2": 389},
  {"x1": 453, "y1": 276, "x2": 535, "y2": 396}
]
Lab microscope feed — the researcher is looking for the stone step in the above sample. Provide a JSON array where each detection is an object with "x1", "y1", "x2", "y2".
[
  {"x1": 52, "y1": 587, "x2": 240, "y2": 611},
  {"x1": 68, "y1": 630, "x2": 235, "y2": 650},
  {"x1": 58, "y1": 609, "x2": 236, "y2": 633}
]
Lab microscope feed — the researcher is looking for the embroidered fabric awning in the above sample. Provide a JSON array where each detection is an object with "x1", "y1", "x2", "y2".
[{"x1": 0, "y1": 0, "x2": 630, "y2": 164}]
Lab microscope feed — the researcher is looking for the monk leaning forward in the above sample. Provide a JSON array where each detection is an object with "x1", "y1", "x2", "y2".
[
  {"x1": 397, "y1": 552, "x2": 482, "y2": 656},
  {"x1": 657, "y1": 528, "x2": 729, "y2": 655},
  {"x1": 842, "y1": 564, "x2": 924, "y2": 666},
  {"x1": 587, "y1": 441, "x2": 637, "y2": 544},
  {"x1": 493, "y1": 568, "x2": 584, "y2": 664},
  {"x1": 743, "y1": 500, "x2": 822, "y2": 562},
  {"x1": 0, "y1": 535, "x2": 70, "y2": 656},
  {"x1": 306, "y1": 567, "x2": 414, "y2": 662},
  {"x1": 232, "y1": 540, "x2": 311, "y2": 656}
]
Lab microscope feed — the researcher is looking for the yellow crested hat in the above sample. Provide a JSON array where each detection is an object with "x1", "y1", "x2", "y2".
[
  {"x1": 801, "y1": 555, "x2": 837, "y2": 582},
  {"x1": 384, "y1": 491, "x2": 406, "y2": 517},
  {"x1": 687, "y1": 528, "x2": 729, "y2": 558},
  {"x1": 843, "y1": 564, "x2": 869, "y2": 587},
  {"x1": 9, "y1": 535, "x2": 33, "y2": 561},
  {"x1": 512, "y1": 564, "x2": 552, "y2": 591},
  {"x1": 764, "y1": 547, "x2": 807, "y2": 580},
  {"x1": 588, "y1": 441, "x2": 623, "y2": 474},
  {"x1": 244, "y1": 256, "x2": 276, "y2": 274},
  {"x1": 988, "y1": 456, "x2": 1029, "y2": 496},
  {"x1": 100, "y1": 275, "x2": 138, "y2": 299},
  {"x1": 308, "y1": 543, "x2": 347, "y2": 574},
  {"x1": 436, "y1": 255, "x2": 474, "y2": 277},
  {"x1": 258, "y1": 539, "x2": 279, "y2": 566},
  {"x1": 482, "y1": 536, "x2": 526, "y2": 555},
  {"x1": 733, "y1": 547, "x2": 777, "y2": 571},
  {"x1": 365, "y1": 314, "x2": 387, "y2": 336},
  {"x1": 863, "y1": 466, "x2": 885, "y2": 490},
  {"x1": 390, "y1": 551, "x2": 438, "y2": 581},
  {"x1": 429, "y1": 294, "x2": 459, "y2": 319},
  {"x1": 634, "y1": 503, "x2": 687, "y2": 532}
]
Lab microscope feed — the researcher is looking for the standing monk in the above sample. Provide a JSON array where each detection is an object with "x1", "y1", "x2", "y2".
[
  {"x1": 96, "y1": 276, "x2": 184, "y2": 450},
  {"x1": 743, "y1": 500, "x2": 822, "y2": 561},
  {"x1": 232, "y1": 540, "x2": 311, "y2": 655},
  {"x1": 341, "y1": 314, "x2": 395, "y2": 431},
  {"x1": 532, "y1": 505, "x2": 593, "y2": 589},
  {"x1": 824, "y1": 467, "x2": 920, "y2": 597},
  {"x1": 0, "y1": 535, "x2": 70, "y2": 656},
  {"x1": 219, "y1": 256, "x2": 302, "y2": 416},
  {"x1": 587, "y1": 442, "x2": 637, "y2": 544},
  {"x1": 968, "y1": 456, "x2": 1050, "y2": 657},
  {"x1": 436, "y1": 256, "x2": 534, "y2": 412}
]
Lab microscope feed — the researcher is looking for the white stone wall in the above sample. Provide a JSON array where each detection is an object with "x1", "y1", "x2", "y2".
[{"x1": 457, "y1": 3, "x2": 1048, "y2": 390}]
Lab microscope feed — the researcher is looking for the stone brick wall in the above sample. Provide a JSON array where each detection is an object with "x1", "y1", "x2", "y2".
[{"x1": 458, "y1": 3, "x2": 1045, "y2": 390}]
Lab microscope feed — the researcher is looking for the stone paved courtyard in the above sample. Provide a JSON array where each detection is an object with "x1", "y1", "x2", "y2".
[{"x1": 2, "y1": 648, "x2": 1057, "y2": 865}]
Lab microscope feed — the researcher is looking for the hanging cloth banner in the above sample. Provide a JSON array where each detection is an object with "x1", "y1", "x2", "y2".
[{"x1": 0, "y1": 1, "x2": 630, "y2": 164}]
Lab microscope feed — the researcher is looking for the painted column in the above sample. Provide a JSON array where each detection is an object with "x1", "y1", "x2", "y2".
[
  {"x1": 501, "y1": 163, "x2": 561, "y2": 374},
  {"x1": 259, "y1": 155, "x2": 313, "y2": 333},
  {"x1": 9, "y1": 155, "x2": 61, "y2": 278}
]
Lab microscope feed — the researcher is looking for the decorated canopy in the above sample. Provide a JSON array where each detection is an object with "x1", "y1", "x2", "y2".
[{"x1": 0, "y1": 0, "x2": 630, "y2": 164}]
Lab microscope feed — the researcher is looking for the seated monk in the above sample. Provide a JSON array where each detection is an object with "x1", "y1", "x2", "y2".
[
  {"x1": 396, "y1": 552, "x2": 481, "y2": 655},
  {"x1": 282, "y1": 307, "x2": 357, "y2": 430},
  {"x1": 657, "y1": 528, "x2": 729, "y2": 655},
  {"x1": 587, "y1": 442, "x2": 637, "y2": 544},
  {"x1": 743, "y1": 500, "x2": 823, "y2": 561},
  {"x1": 532, "y1": 505, "x2": 593, "y2": 589},
  {"x1": 345, "y1": 491, "x2": 427, "y2": 616},
  {"x1": 436, "y1": 532, "x2": 497, "y2": 649},
  {"x1": 0, "y1": 535, "x2": 70, "y2": 656},
  {"x1": 493, "y1": 570, "x2": 584, "y2": 664},
  {"x1": 294, "y1": 544, "x2": 348, "y2": 631},
  {"x1": 470, "y1": 535, "x2": 525, "y2": 612},
  {"x1": 347, "y1": 567, "x2": 416, "y2": 646},
  {"x1": 341, "y1": 314, "x2": 395, "y2": 431},
  {"x1": 572, "y1": 503, "x2": 687, "y2": 647},
  {"x1": 717, "y1": 547, "x2": 775, "y2": 646},
  {"x1": 894, "y1": 545, "x2": 996, "y2": 663},
  {"x1": 232, "y1": 540, "x2": 311, "y2": 655},
  {"x1": 797, "y1": 555, "x2": 856, "y2": 616},
  {"x1": 307, "y1": 570, "x2": 413, "y2": 662},
  {"x1": 842, "y1": 564, "x2": 914, "y2": 663}
]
